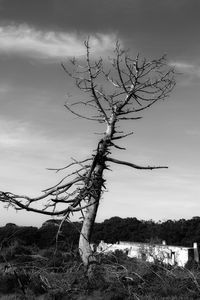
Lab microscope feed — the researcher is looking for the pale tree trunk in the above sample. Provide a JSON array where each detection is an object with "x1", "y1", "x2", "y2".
[
  {"x1": 79, "y1": 163, "x2": 103, "y2": 267},
  {"x1": 79, "y1": 115, "x2": 116, "y2": 276},
  {"x1": 78, "y1": 163, "x2": 104, "y2": 282}
]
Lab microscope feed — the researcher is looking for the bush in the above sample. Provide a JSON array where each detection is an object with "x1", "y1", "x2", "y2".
[
  {"x1": 185, "y1": 259, "x2": 199, "y2": 271},
  {"x1": 1, "y1": 240, "x2": 32, "y2": 261}
]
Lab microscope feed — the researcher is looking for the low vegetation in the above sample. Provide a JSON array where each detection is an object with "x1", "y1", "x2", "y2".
[
  {"x1": 1, "y1": 218, "x2": 200, "y2": 299},
  {"x1": 0, "y1": 247, "x2": 200, "y2": 299}
]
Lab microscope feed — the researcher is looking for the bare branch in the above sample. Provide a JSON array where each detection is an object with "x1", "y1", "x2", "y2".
[
  {"x1": 47, "y1": 157, "x2": 92, "y2": 173},
  {"x1": 85, "y1": 40, "x2": 109, "y2": 123},
  {"x1": 64, "y1": 103, "x2": 101, "y2": 122},
  {"x1": 118, "y1": 116, "x2": 142, "y2": 121},
  {"x1": 106, "y1": 157, "x2": 168, "y2": 170},
  {"x1": 42, "y1": 177, "x2": 82, "y2": 192},
  {"x1": 112, "y1": 131, "x2": 134, "y2": 140},
  {"x1": 109, "y1": 142, "x2": 126, "y2": 150},
  {"x1": 0, "y1": 192, "x2": 70, "y2": 216}
]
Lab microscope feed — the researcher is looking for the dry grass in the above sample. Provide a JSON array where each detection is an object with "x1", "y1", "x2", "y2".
[{"x1": 0, "y1": 249, "x2": 200, "y2": 299}]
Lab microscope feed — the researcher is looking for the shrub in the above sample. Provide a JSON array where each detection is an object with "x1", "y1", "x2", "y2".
[
  {"x1": 185, "y1": 259, "x2": 199, "y2": 271},
  {"x1": 1, "y1": 240, "x2": 32, "y2": 261}
]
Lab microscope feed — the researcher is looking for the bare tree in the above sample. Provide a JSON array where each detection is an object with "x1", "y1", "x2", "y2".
[{"x1": 0, "y1": 41, "x2": 175, "y2": 274}]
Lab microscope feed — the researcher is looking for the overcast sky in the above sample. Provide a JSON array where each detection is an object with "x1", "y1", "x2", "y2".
[{"x1": 0, "y1": 0, "x2": 200, "y2": 226}]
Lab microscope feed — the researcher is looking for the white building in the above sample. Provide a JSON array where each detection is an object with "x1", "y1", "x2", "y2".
[{"x1": 96, "y1": 240, "x2": 199, "y2": 267}]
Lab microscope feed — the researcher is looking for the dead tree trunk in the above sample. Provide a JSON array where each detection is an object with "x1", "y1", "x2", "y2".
[
  {"x1": 79, "y1": 114, "x2": 116, "y2": 269},
  {"x1": 79, "y1": 162, "x2": 103, "y2": 266}
]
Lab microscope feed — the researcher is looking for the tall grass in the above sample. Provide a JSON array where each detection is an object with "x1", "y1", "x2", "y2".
[{"x1": 0, "y1": 247, "x2": 200, "y2": 299}]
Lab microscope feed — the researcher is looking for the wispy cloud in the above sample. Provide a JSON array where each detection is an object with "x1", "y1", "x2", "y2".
[
  {"x1": 0, "y1": 117, "x2": 89, "y2": 155},
  {"x1": 170, "y1": 62, "x2": 194, "y2": 70},
  {"x1": 170, "y1": 61, "x2": 200, "y2": 77},
  {"x1": 170, "y1": 61, "x2": 200, "y2": 85},
  {"x1": 0, "y1": 24, "x2": 117, "y2": 60}
]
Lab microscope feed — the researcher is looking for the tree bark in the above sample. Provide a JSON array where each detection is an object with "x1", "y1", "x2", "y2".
[
  {"x1": 79, "y1": 114, "x2": 116, "y2": 274},
  {"x1": 78, "y1": 164, "x2": 103, "y2": 267}
]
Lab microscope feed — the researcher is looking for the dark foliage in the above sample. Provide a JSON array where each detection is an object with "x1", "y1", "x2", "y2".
[
  {"x1": 91, "y1": 216, "x2": 200, "y2": 247},
  {"x1": 1, "y1": 216, "x2": 200, "y2": 251},
  {"x1": 37, "y1": 220, "x2": 81, "y2": 249},
  {"x1": 0, "y1": 220, "x2": 81, "y2": 250},
  {"x1": 0, "y1": 224, "x2": 39, "y2": 247}
]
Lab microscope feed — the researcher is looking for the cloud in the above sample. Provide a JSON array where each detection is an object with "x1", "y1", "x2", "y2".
[
  {"x1": 0, "y1": 116, "x2": 93, "y2": 187},
  {"x1": 170, "y1": 61, "x2": 200, "y2": 77},
  {"x1": 0, "y1": 24, "x2": 117, "y2": 60},
  {"x1": 170, "y1": 61, "x2": 200, "y2": 85},
  {"x1": 170, "y1": 62, "x2": 194, "y2": 70}
]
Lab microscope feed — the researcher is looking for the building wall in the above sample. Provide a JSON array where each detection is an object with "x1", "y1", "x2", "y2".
[{"x1": 97, "y1": 241, "x2": 192, "y2": 267}]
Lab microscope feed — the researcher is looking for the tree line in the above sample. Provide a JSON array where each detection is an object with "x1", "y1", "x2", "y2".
[{"x1": 1, "y1": 216, "x2": 200, "y2": 250}]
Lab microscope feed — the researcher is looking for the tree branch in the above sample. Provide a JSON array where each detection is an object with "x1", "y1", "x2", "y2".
[
  {"x1": 106, "y1": 157, "x2": 168, "y2": 170},
  {"x1": 64, "y1": 103, "x2": 101, "y2": 122}
]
